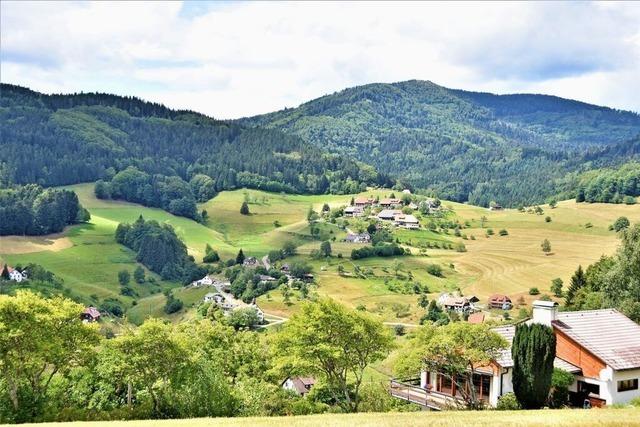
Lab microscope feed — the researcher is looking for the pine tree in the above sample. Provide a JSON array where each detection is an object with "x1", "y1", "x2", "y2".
[
  {"x1": 565, "y1": 265, "x2": 586, "y2": 307},
  {"x1": 512, "y1": 323, "x2": 556, "y2": 409},
  {"x1": 240, "y1": 202, "x2": 250, "y2": 215},
  {"x1": 1, "y1": 264, "x2": 10, "y2": 280},
  {"x1": 236, "y1": 249, "x2": 246, "y2": 265}
]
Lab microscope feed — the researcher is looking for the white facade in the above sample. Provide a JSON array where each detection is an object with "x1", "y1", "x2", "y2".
[{"x1": 9, "y1": 270, "x2": 26, "y2": 282}]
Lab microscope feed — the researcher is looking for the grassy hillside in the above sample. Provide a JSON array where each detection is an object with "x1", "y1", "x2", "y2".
[
  {"x1": 2, "y1": 183, "x2": 638, "y2": 324},
  {"x1": 18, "y1": 408, "x2": 640, "y2": 427},
  {"x1": 241, "y1": 80, "x2": 640, "y2": 207}
]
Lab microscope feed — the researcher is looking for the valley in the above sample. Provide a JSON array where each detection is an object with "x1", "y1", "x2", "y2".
[{"x1": 2, "y1": 182, "x2": 637, "y2": 325}]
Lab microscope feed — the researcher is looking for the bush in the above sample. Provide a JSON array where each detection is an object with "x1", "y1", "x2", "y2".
[
  {"x1": 426, "y1": 264, "x2": 443, "y2": 277},
  {"x1": 496, "y1": 392, "x2": 521, "y2": 410},
  {"x1": 550, "y1": 368, "x2": 575, "y2": 408},
  {"x1": 529, "y1": 287, "x2": 540, "y2": 295},
  {"x1": 498, "y1": 229, "x2": 509, "y2": 236},
  {"x1": 545, "y1": 216, "x2": 552, "y2": 223},
  {"x1": 394, "y1": 324, "x2": 406, "y2": 336}
]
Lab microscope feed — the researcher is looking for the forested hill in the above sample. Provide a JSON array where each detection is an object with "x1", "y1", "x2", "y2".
[
  {"x1": 240, "y1": 80, "x2": 640, "y2": 206},
  {"x1": 0, "y1": 84, "x2": 390, "y2": 195}
]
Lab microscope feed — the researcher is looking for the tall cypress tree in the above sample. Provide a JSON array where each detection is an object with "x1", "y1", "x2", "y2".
[
  {"x1": 512, "y1": 323, "x2": 556, "y2": 409},
  {"x1": 236, "y1": 249, "x2": 246, "y2": 265},
  {"x1": 565, "y1": 265, "x2": 586, "y2": 307}
]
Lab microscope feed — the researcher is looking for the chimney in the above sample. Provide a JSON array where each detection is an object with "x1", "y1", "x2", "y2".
[{"x1": 532, "y1": 300, "x2": 558, "y2": 326}]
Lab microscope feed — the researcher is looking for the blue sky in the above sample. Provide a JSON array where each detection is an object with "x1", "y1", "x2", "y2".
[{"x1": 1, "y1": 1, "x2": 639, "y2": 118}]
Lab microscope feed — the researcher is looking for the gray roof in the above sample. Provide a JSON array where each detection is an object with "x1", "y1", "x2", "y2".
[
  {"x1": 492, "y1": 309, "x2": 640, "y2": 371},
  {"x1": 554, "y1": 309, "x2": 640, "y2": 371}
]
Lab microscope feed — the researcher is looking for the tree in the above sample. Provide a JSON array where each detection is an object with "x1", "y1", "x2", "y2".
[
  {"x1": 240, "y1": 201, "x2": 250, "y2": 215},
  {"x1": 549, "y1": 199, "x2": 557, "y2": 209},
  {"x1": 273, "y1": 299, "x2": 394, "y2": 412},
  {"x1": 611, "y1": 216, "x2": 630, "y2": 232},
  {"x1": 541, "y1": 239, "x2": 552, "y2": 254},
  {"x1": 282, "y1": 241, "x2": 297, "y2": 257},
  {"x1": 551, "y1": 278, "x2": 563, "y2": 297},
  {"x1": 322, "y1": 203, "x2": 330, "y2": 213},
  {"x1": 512, "y1": 323, "x2": 556, "y2": 409},
  {"x1": 565, "y1": 265, "x2": 586, "y2": 307},
  {"x1": 133, "y1": 266, "x2": 145, "y2": 283},
  {"x1": 203, "y1": 244, "x2": 220, "y2": 263},
  {"x1": 201, "y1": 209, "x2": 209, "y2": 221},
  {"x1": 395, "y1": 323, "x2": 507, "y2": 409},
  {"x1": 0, "y1": 264, "x2": 9, "y2": 280},
  {"x1": 118, "y1": 269, "x2": 130, "y2": 286},
  {"x1": 480, "y1": 216, "x2": 487, "y2": 228},
  {"x1": 236, "y1": 249, "x2": 246, "y2": 265},
  {"x1": 0, "y1": 291, "x2": 100, "y2": 421},
  {"x1": 226, "y1": 307, "x2": 260, "y2": 329},
  {"x1": 319, "y1": 241, "x2": 332, "y2": 257}
]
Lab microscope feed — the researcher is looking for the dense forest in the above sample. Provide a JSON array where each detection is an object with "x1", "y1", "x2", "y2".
[
  {"x1": 558, "y1": 161, "x2": 640, "y2": 204},
  {"x1": 241, "y1": 80, "x2": 640, "y2": 206},
  {"x1": 0, "y1": 84, "x2": 391, "y2": 205},
  {"x1": 0, "y1": 184, "x2": 89, "y2": 235},
  {"x1": 115, "y1": 216, "x2": 205, "y2": 283}
]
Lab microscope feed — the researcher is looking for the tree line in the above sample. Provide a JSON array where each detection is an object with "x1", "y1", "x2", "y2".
[
  {"x1": 115, "y1": 216, "x2": 205, "y2": 283},
  {"x1": 0, "y1": 184, "x2": 89, "y2": 236}
]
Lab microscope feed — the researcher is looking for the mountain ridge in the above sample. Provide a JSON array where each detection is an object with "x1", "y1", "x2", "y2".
[{"x1": 239, "y1": 79, "x2": 640, "y2": 206}]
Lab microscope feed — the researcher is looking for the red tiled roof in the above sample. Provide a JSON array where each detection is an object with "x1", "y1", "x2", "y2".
[{"x1": 468, "y1": 312, "x2": 485, "y2": 324}]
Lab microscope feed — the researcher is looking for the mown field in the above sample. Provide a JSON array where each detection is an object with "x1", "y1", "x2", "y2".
[
  {"x1": 17, "y1": 408, "x2": 640, "y2": 427},
  {"x1": 1, "y1": 183, "x2": 638, "y2": 324}
]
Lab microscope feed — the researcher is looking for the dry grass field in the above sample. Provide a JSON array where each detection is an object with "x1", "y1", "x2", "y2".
[{"x1": 17, "y1": 408, "x2": 640, "y2": 427}]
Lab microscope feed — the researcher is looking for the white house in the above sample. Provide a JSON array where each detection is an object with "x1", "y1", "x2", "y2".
[
  {"x1": 6, "y1": 267, "x2": 27, "y2": 282},
  {"x1": 391, "y1": 301, "x2": 640, "y2": 409},
  {"x1": 192, "y1": 275, "x2": 214, "y2": 287},
  {"x1": 394, "y1": 214, "x2": 419, "y2": 229},
  {"x1": 282, "y1": 377, "x2": 317, "y2": 396}
]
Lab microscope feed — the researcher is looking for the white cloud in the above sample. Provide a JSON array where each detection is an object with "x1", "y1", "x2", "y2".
[{"x1": 1, "y1": 1, "x2": 639, "y2": 118}]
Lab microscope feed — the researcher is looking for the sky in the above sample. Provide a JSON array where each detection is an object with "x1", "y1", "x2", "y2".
[{"x1": 1, "y1": 1, "x2": 639, "y2": 119}]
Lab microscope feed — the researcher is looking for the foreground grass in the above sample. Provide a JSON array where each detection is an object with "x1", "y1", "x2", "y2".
[{"x1": 20, "y1": 408, "x2": 640, "y2": 427}]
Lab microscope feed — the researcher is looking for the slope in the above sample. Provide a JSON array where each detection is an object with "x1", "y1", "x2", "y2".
[{"x1": 241, "y1": 80, "x2": 640, "y2": 206}]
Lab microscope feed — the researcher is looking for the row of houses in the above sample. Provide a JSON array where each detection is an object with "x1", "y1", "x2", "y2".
[
  {"x1": 391, "y1": 301, "x2": 640, "y2": 408},
  {"x1": 437, "y1": 293, "x2": 513, "y2": 314}
]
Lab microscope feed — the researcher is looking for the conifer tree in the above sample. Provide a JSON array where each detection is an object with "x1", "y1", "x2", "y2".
[
  {"x1": 236, "y1": 249, "x2": 245, "y2": 265},
  {"x1": 565, "y1": 265, "x2": 586, "y2": 307},
  {"x1": 512, "y1": 323, "x2": 556, "y2": 409}
]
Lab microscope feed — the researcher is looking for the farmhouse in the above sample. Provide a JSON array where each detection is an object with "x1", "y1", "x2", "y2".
[
  {"x1": 378, "y1": 209, "x2": 402, "y2": 221},
  {"x1": 282, "y1": 377, "x2": 317, "y2": 396},
  {"x1": 243, "y1": 257, "x2": 260, "y2": 268},
  {"x1": 345, "y1": 232, "x2": 371, "y2": 243},
  {"x1": 191, "y1": 275, "x2": 214, "y2": 287},
  {"x1": 3, "y1": 266, "x2": 27, "y2": 282},
  {"x1": 354, "y1": 197, "x2": 374, "y2": 207},
  {"x1": 488, "y1": 294, "x2": 512, "y2": 310},
  {"x1": 441, "y1": 296, "x2": 472, "y2": 313},
  {"x1": 379, "y1": 198, "x2": 402, "y2": 208},
  {"x1": 391, "y1": 301, "x2": 640, "y2": 409},
  {"x1": 344, "y1": 206, "x2": 364, "y2": 217},
  {"x1": 258, "y1": 274, "x2": 277, "y2": 283},
  {"x1": 394, "y1": 214, "x2": 419, "y2": 229},
  {"x1": 80, "y1": 307, "x2": 101, "y2": 322}
]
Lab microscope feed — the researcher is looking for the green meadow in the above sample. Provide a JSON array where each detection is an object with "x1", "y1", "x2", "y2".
[{"x1": 2, "y1": 182, "x2": 639, "y2": 324}]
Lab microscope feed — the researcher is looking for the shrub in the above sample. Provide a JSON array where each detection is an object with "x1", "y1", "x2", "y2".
[
  {"x1": 545, "y1": 216, "x2": 552, "y2": 223},
  {"x1": 426, "y1": 264, "x2": 443, "y2": 277},
  {"x1": 394, "y1": 324, "x2": 406, "y2": 336},
  {"x1": 611, "y1": 216, "x2": 630, "y2": 232},
  {"x1": 529, "y1": 287, "x2": 540, "y2": 295},
  {"x1": 486, "y1": 228, "x2": 494, "y2": 236},
  {"x1": 498, "y1": 229, "x2": 509, "y2": 236},
  {"x1": 550, "y1": 368, "x2": 575, "y2": 408},
  {"x1": 496, "y1": 392, "x2": 521, "y2": 410}
]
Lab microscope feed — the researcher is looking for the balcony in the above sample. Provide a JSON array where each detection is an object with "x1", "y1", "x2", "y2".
[{"x1": 389, "y1": 378, "x2": 463, "y2": 410}]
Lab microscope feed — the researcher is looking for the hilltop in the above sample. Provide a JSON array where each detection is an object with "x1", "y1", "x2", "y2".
[{"x1": 240, "y1": 80, "x2": 640, "y2": 206}]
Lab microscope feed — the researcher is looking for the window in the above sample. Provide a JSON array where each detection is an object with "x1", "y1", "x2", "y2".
[
  {"x1": 578, "y1": 381, "x2": 600, "y2": 396},
  {"x1": 438, "y1": 374, "x2": 453, "y2": 395},
  {"x1": 618, "y1": 379, "x2": 639, "y2": 392}
]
